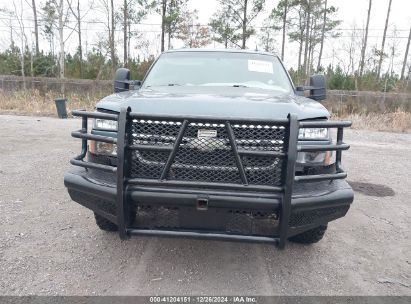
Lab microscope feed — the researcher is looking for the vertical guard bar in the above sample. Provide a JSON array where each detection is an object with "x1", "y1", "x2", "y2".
[
  {"x1": 74, "y1": 116, "x2": 88, "y2": 160},
  {"x1": 336, "y1": 127, "x2": 343, "y2": 172},
  {"x1": 225, "y1": 122, "x2": 248, "y2": 185},
  {"x1": 116, "y1": 107, "x2": 130, "y2": 239},
  {"x1": 278, "y1": 114, "x2": 299, "y2": 249},
  {"x1": 160, "y1": 120, "x2": 189, "y2": 180}
]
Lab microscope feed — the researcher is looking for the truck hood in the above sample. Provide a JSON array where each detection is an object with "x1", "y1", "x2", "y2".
[{"x1": 96, "y1": 86, "x2": 329, "y2": 121}]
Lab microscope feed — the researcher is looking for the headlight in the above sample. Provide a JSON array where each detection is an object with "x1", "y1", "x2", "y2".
[
  {"x1": 97, "y1": 142, "x2": 117, "y2": 155},
  {"x1": 94, "y1": 118, "x2": 118, "y2": 131},
  {"x1": 90, "y1": 118, "x2": 117, "y2": 156},
  {"x1": 89, "y1": 140, "x2": 117, "y2": 156},
  {"x1": 298, "y1": 127, "x2": 333, "y2": 166},
  {"x1": 297, "y1": 150, "x2": 333, "y2": 165},
  {"x1": 299, "y1": 128, "x2": 328, "y2": 139}
]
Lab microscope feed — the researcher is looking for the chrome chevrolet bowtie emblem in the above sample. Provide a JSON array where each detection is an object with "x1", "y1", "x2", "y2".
[
  {"x1": 186, "y1": 129, "x2": 225, "y2": 151},
  {"x1": 197, "y1": 129, "x2": 217, "y2": 139}
]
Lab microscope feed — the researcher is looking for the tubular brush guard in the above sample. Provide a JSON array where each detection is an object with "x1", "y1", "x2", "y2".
[{"x1": 67, "y1": 108, "x2": 352, "y2": 249}]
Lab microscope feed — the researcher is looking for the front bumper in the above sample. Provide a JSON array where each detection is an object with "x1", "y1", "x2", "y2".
[{"x1": 64, "y1": 167, "x2": 354, "y2": 239}]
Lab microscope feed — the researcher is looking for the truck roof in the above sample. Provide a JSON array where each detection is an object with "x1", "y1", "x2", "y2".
[{"x1": 163, "y1": 48, "x2": 279, "y2": 58}]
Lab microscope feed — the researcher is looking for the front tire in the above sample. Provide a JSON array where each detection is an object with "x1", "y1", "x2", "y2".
[
  {"x1": 288, "y1": 224, "x2": 328, "y2": 244},
  {"x1": 94, "y1": 213, "x2": 118, "y2": 231},
  {"x1": 94, "y1": 210, "x2": 136, "y2": 232}
]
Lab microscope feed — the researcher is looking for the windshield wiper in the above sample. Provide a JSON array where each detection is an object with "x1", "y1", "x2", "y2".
[
  {"x1": 146, "y1": 83, "x2": 182, "y2": 88},
  {"x1": 232, "y1": 84, "x2": 248, "y2": 88}
]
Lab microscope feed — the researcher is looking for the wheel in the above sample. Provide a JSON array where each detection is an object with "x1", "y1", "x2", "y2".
[
  {"x1": 94, "y1": 213, "x2": 118, "y2": 231},
  {"x1": 288, "y1": 224, "x2": 328, "y2": 244},
  {"x1": 94, "y1": 210, "x2": 136, "y2": 232}
]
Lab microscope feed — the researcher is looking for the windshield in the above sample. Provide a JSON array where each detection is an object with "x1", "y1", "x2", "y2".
[{"x1": 142, "y1": 51, "x2": 294, "y2": 94}]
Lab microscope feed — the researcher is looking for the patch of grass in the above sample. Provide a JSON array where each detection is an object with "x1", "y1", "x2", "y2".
[
  {"x1": 324, "y1": 93, "x2": 411, "y2": 133},
  {"x1": 325, "y1": 91, "x2": 411, "y2": 114},
  {"x1": 0, "y1": 89, "x2": 104, "y2": 116},
  {"x1": 332, "y1": 111, "x2": 411, "y2": 133}
]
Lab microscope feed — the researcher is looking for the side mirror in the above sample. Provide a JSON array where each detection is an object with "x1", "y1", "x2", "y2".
[
  {"x1": 114, "y1": 68, "x2": 142, "y2": 93},
  {"x1": 132, "y1": 80, "x2": 142, "y2": 90},
  {"x1": 295, "y1": 86, "x2": 305, "y2": 96},
  {"x1": 309, "y1": 74, "x2": 326, "y2": 101},
  {"x1": 114, "y1": 68, "x2": 131, "y2": 93}
]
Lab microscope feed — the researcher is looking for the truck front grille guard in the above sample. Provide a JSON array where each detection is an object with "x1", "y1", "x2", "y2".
[{"x1": 70, "y1": 108, "x2": 351, "y2": 248}]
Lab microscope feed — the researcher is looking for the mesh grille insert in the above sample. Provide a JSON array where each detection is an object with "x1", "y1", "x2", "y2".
[{"x1": 129, "y1": 119, "x2": 287, "y2": 187}]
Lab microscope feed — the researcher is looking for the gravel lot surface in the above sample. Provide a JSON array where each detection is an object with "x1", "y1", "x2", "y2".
[{"x1": 0, "y1": 114, "x2": 410, "y2": 296}]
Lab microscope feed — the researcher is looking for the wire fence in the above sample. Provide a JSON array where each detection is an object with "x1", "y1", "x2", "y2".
[
  {"x1": 1, "y1": 75, "x2": 410, "y2": 114},
  {"x1": 0, "y1": 75, "x2": 112, "y2": 96}
]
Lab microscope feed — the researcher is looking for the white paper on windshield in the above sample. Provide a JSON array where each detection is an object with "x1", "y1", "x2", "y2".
[{"x1": 248, "y1": 60, "x2": 273, "y2": 74}]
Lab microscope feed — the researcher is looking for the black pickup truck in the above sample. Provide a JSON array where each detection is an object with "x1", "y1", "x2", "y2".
[{"x1": 64, "y1": 49, "x2": 353, "y2": 248}]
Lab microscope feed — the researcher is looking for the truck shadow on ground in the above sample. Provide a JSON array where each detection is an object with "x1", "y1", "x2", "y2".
[
  {"x1": 91, "y1": 229, "x2": 326, "y2": 293},
  {"x1": 348, "y1": 181, "x2": 395, "y2": 197}
]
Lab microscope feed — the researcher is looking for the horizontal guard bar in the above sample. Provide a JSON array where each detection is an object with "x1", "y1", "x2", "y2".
[
  {"x1": 127, "y1": 178, "x2": 284, "y2": 193},
  {"x1": 70, "y1": 159, "x2": 117, "y2": 173},
  {"x1": 237, "y1": 149, "x2": 285, "y2": 157},
  {"x1": 127, "y1": 229, "x2": 279, "y2": 244},
  {"x1": 129, "y1": 144, "x2": 285, "y2": 156},
  {"x1": 71, "y1": 110, "x2": 118, "y2": 121},
  {"x1": 72, "y1": 131, "x2": 118, "y2": 144},
  {"x1": 299, "y1": 121, "x2": 352, "y2": 128},
  {"x1": 129, "y1": 112, "x2": 289, "y2": 125},
  {"x1": 298, "y1": 143, "x2": 350, "y2": 152},
  {"x1": 127, "y1": 144, "x2": 173, "y2": 151},
  {"x1": 294, "y1": 172, "x2": 347, "y2": 183}
]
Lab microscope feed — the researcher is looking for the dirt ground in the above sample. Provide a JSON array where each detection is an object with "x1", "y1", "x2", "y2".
[{"x1": 0, "y1": 114, "x2": 410, "y2": 296}]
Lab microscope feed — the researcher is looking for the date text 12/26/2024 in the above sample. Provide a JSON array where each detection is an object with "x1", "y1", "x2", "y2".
[{"x1": 149, "y1": 296, "x2": 257, "y2": 303}]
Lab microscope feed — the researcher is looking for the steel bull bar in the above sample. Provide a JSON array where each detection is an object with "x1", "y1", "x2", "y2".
[{"x1": 69, "y1": 108, "x2": 351, "y2": 248}]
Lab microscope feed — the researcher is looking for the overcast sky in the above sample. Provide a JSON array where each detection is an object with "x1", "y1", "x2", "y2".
[
  {"x1": 187, "y1": 0, "x2": 411, "y2": 72},
  {"x1": 0, "y1": 0, "x2": 410, "y2": 74}
]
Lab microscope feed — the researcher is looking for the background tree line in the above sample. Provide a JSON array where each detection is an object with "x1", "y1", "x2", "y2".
[{"x1": 0, "y1": 0, "x2": 410, "y2": 92}]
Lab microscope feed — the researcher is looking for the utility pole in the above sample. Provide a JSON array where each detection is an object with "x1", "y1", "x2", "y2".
[
  {"x1": 377, "y1": 0, "x2": 393, "y2": 78},
  {"x1": 401, "y1": 25, "x2": 411, "y2": 80},
  {"x1": 123, "y1": 0, "x2": 128, "y2": 67},
  {"x1": 317, "y1": 0, "x2": 327, "y2": 72},
  {"x1": 242, "y1": 0, "x2": 248, "y2": 49},
  {"x1": 281, "y1": 0, "x2": 288, "y2": 61},
  {"x1": 32, "y1": 0, "x2": 39, "y2": 55},
  {"x1": 160, "y1": 0, "x2": 166, "y2": 52},
  {"x1": 303, "y1": 0, "x2": 312, "y2": 77},
  {"x1": 359, "y1": 0, "x2": 372, "y2": 77}
]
